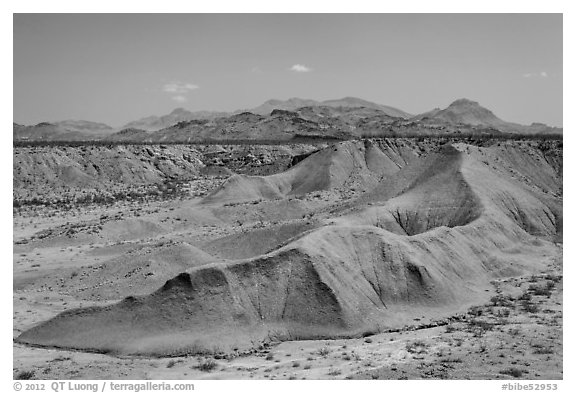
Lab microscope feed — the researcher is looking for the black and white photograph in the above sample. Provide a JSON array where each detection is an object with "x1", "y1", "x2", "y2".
[{"x1": 9, "y1": 6, "x2": 568, "y2": 387}]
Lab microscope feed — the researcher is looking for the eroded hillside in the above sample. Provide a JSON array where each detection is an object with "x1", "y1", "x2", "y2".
[{"x1": 14, "y1": 138, "x2": 562, "y2": 359}]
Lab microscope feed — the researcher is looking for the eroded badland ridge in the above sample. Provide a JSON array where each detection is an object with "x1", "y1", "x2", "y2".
[{"x1": 13, "y1": 132, "x2": 562, "y2": 379}]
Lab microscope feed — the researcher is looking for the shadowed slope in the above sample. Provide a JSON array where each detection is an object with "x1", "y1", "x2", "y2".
[{"x1": 17, "y1": 218, "x2": 554, "y2": 355}]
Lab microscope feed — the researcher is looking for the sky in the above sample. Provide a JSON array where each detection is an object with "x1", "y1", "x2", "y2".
[{"x1": 13, "y1": 13, "x2": 563, "y2": 127}]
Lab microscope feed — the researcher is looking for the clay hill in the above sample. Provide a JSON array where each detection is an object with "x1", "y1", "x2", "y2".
[{"x1": 16, "y1": 138, "x2": 562, "y2": 356}]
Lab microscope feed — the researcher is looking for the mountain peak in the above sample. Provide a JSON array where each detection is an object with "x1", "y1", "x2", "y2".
[
  {"x1": 338, "y1": 96, "x2": 364, "y2": 102},
  {"x1": 170, "y1": 107, "x2": 191, "y2": 115},
  {"x1": 420, "y1": 98, "x2": 505, "y2": 128},
  {"x1": 449, "y1": 98, "x2": 480, "y2": 107}
]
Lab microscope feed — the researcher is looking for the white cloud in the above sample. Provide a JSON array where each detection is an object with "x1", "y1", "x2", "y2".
[
  {"x1": 162, "y1": 82, "x2": 199, "y2": 94},
  {"x1": 171, "y1": 95, "x2": 188, "y2": 103},
  {"x1": 523, "y1": 71, "x2": 549, "y2": 78},
  {"x1": 290, "y1": 64, "x2": 312, "y2": 73}
]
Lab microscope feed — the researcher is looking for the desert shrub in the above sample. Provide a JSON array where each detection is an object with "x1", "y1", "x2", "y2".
[
  {"x1": 50, "y1": 356, "x2": 71, "y2": 362},
  {"x1": 468, "y1": 306, "x2": 483, "y2": 317},
  {"x1": 406, "y1": 340, "x2": 428, "y2": 354},
  {"x1": 442, "y1": 357, "x2": 463, "y2": 363},
  {"x1": 500, "y1": 368, "x2": 525, "y2": 378},
  {"x1": 518, "y1": 292, "x2": 532, "y2": 301},
  {"x1": 182, "y1": 342, "x2": 214, "y2": 356},
  {"x1": 533, "y1": 347, "x2": 554, "y2": 355},
  {"x1": 490, "y1": 295, "x2": 514, "y2": 307},
  {"x1": 327, "y1": 368, "x2": 341, "y2": 376},
  {"x1": 508, "y1": 327, "x2": 521, "y2": 336},
  {"x1": 303, "y1": 364, "x2": 311, "y2": 370},
  {"x1": 544, "y1": 274, "x2": 562, "y2": 283},
  {"x1": 468, "y1": 319, "x2": 494, "y2": 331},
  {"x1": 15, "y1": 370, "x2": 35, "y2": 380},
  {"x1": 364, "y1": 337, "x2": 373, "y2": 343},
  {"x1": 478, "y1": 342, "x2": 487, "y2": 353},
  {"x1": 521, "y1": 301, "x2": 539, "y2": 314},
  {"x1": 166, "y1": 360, "x2": 177, "y2": 368},
  {"x1": 445, "y1": 325, "x2": 457, "y2": 333},
  {"x1": 317, "y1": 347, "x2": 331, "y2": 357},
  {"x1": 532, "y1": 288, "x2": 552, "y2": 297},
  {"x1": 292, "y1": 362, "x2": 300, "y2": 368},
  {"x1": 196, "y1": 358, "x2": 217, "y2": 372}
]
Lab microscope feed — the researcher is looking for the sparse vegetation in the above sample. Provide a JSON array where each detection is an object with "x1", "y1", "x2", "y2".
[
  {"x1": 406, "y1": 340, "x2": 429, "y2": 354},
  {"x1": 195, "y1": 358, "x2": 217, "y2": 372},
  {"x1": 533, "y1": 347, "x2": 554, "y2": 355},
  {"x1": 521, "y1": 301, "x2": 539, "y2": 314},
  {"x1": 317, "y1": 347, "x2": 331, "y2": 357},
  {"x1": 500, "y1": 368, "x2": 525, "y2": 378},
  {"x1": 508, "y1": 327, "x2": 521, "y2": 336},
  {"x1": 166, "y1": 360, "x2": 177, "y2": 368},
  {"x1": 518, "y1": 292, "x2": 532, "y2": 301},
  {"x1": 327, "y1": 368, "x2": 342, "y2": 376},
  {"x1": 15, "y1": 370, "x2": 35, "y2": 380}
]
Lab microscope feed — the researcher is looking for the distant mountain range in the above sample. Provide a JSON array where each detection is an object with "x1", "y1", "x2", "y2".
[
  {"x1": 246, "y1": 96, "x2": 412, "y2": 118},
  {"x1": 13, "y1": 120, "x2": 115, "y2": 142},
  {"x1": 13, "y1": 97, "x2": 562, "y2": 142}
]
